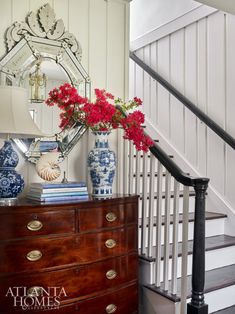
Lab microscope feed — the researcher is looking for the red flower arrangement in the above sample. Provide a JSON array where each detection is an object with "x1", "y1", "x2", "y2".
[{"x1": 46, "y1": 83, "x2": 153, "y2": 152}]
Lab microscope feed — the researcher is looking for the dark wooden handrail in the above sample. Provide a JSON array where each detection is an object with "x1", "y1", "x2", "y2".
[{"x1": 130, "y1": 51, "x2": 235, "y2": 150}]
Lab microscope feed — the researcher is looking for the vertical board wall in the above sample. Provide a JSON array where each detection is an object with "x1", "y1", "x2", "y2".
[
  {"x1": 0, "y1": 0, "x2": 130, "y2": 194},
  {"x1": 130, "y1": 10, "x2": 235, "y2": 211}
]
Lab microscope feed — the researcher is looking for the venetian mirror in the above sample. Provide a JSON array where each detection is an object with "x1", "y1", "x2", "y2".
[{"x1": 0, "y1": 3, "x2": 90, "y2": 163}]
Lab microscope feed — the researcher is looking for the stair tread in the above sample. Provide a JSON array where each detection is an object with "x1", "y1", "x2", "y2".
[
  {"x1": 145, "y1": 264, "x2": 235, "y2": 302},
  {"x1": 212, "y1": 305, "x2": 235, "y2": 314},
  {"x1": 139, "y1": 234, "x2": 235, "y2": 262},
  {"x1": 138, "y1": 211, "x2": 227, "y2": 229}
]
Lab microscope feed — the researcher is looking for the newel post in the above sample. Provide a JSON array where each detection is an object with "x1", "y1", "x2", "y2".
[{"x1": 187, "y1": 178, "x2": 209, "y2": 314}]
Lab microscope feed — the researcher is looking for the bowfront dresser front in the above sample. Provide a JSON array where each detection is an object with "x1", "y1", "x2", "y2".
[{"x1": 0, "y1": 195, "x2": 138, "y2": 314}]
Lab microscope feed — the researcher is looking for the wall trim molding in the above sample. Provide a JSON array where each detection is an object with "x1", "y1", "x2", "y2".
[{"x1": 130, "y1": 4, "x2": 217, "y2": 51}]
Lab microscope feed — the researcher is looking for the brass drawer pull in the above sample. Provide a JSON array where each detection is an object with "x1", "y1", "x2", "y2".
[
  {"x1": 27, "y1": 220, "x2": 43, "y2": 231},
  {"x1": 106, "y1": 269, "x2": 117, "y2": 280},
  {"x1": 26, "y1": 250, "x2": 42, "y2": 262},
  {"x1": 106, "y1": 212, "x2": 117, "y2": 223},
  {"x1": 106, "y1": 304, "x2": 117, "y2": 313},
  {"x1": 105, "y1": 239, "x2": 116, "y2": 249},
  {"x1": 27, "y1": 286, "x2": 43, "y2": 297}
]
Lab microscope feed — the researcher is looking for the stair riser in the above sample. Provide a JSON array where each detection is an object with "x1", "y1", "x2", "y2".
[
  {"x1": 140, "y1": 246, "x2": 235, "y2": 285},
  {"x1": 160, "y1": 246, "x2": 235, "y2": 282},
  {"x1": 138, "y1": 217, "x2": 225, "y2": 247},
  {"x1": 191, "y1": 285, "x2": 235, "y2": 314}
]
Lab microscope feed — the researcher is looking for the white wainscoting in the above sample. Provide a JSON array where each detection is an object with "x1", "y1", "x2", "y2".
[
  {"x1": 0, "y1": 0, "x2": 130, "y2": 194},
  {"x1": 129, "y1": 10, "x2": 235, "y2": 220}
]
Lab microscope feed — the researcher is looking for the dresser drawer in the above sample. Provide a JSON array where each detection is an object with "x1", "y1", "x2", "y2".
[
  {"x1": 0, "y1": 210, "x2": 75, "y2": 240},
  {"x1": 0, "y1": 253, "x2": 138, "y2": 310},
  {"x1": 8, "y1": 282, "x2": 138, "y2": 313},
  {"x1": 0, "y1": 226, "x2": 137, "y2": 274},
  {"x1": 79, "y1": 202, "x2": 137, "y2": 232},
  {"x1": 59, "y1": 282, "x2": 138, "y2": 314}
]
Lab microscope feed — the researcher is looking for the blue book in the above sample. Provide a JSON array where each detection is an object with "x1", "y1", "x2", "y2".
[
  {"x1": 30, "y1": 191, "x2": 88, "y2": 198},
  {"x1": 30, "y1": 186, "x2": 88, "y2": 193},
  {"x1": 30, "y1": 182, "x2": 87, "y2": 189},
  {"x1": 28, "y1": 194, "x2": 89, "y2": 202}
]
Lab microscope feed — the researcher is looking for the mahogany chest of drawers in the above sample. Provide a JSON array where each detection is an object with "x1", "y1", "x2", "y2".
[{"x1": 0, "y1": 195, "x2": 138, "y2": 314}]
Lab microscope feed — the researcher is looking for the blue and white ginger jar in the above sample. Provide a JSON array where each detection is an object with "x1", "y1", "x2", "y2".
[
  {"x1": 0, "y1": 141, "x2": 24, "y2": 199},
  {"x1": 88, "y1": 131, "x2": 116, "y2": 197}
]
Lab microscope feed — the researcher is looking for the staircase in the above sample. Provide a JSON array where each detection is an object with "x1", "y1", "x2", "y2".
[
  {"x1": 122, "y1": 145, "x2": 235, "y2": 314},
  {"x1": 118, "y1": 46, "x2": 235, "y2": 313}
]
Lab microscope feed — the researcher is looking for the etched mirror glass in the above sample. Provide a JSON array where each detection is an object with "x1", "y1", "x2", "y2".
[{"x1": 0, "y1": 3, "x2": 90, "y2": 163}]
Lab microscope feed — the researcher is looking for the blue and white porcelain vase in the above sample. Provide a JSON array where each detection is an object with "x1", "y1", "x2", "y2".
[
  {"x1": 0, "y1": 141, "x2": 24, "y2": 199},
  {"x1": 88, "y1": 131, "x2": 116, "y2": 197}
]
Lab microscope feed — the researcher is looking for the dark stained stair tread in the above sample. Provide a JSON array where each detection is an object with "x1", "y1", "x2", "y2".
[
  {"x1": 138, "y1": 211, "x2": 227, "y2": 229},
  {"x1": 145, "y1": 264, "x2": 235, "y2": 302},
  {"x1": 139, "y1": 234, "x2": 235, "y2": 262},
  {"x1": 212, "y1": 305, "x2": 235, "y2": 314}
]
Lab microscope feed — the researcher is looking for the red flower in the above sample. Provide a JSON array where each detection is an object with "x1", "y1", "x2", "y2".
[{"x1": 45, "y1": 83, "x2": 154, "y2": 151}]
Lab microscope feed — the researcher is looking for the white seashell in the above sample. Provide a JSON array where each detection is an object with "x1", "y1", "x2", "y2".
[{"x1": 36, "y1": 152, "x2": 61, "y2": 181}]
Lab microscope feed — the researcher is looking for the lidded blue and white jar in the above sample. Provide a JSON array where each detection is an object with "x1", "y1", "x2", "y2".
[
  {"x1": 0, "y1": 141, "x2": 24, "y2": 199},
  {"x1": 87, "y1": 131, "x2": 116, "y2": 197}
]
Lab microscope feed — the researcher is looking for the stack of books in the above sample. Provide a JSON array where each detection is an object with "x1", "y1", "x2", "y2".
[{"x1": 27, "y1": 182, "x2": 89, "y2": 202}]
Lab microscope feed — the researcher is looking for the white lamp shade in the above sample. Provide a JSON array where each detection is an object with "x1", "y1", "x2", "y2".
[{"x1": 0, "y1": 86, "x2": 45, "y2": 138}]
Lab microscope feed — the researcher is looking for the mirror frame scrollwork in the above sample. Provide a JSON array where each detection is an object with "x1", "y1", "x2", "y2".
[{"x1": 0, "y1": 3, "x2": 90, "y2": 163}]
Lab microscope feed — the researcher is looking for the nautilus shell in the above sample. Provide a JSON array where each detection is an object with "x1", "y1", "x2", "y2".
[{"x1": 36, "y1": 152, "x2": 61, "y2": 181}]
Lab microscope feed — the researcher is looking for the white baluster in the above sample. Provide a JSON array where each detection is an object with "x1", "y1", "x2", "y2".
[
  {"x1": 141, "y1": 152, "x2": 148, "y2": 255},
  {"x1": 147, "y1": 154, "x2": 155, "y2": 257},
  {"x1": 163, "y1": 170, "x2": 171, "y2": 291},
  {"x1": 155, "y1": 161, "x2": 163, "y2": 287},
  {"x1": 123, "y1": 140, "x2": 129, "y2": 194},
  {"x1": 171, "y1": 180, "x2": 180, "y2": 294},
  {"x1": 128, "y1": 143, "x2": 134, "y2": 194},
  {"x1": 180, "y1": 186, "x2": 189, "y2": 314}
]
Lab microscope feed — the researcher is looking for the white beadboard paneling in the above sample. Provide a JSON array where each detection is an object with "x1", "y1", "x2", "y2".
[
  {"x1": 157, "y1": 36, "x2": 170, "y2": 137},
  {"x1": 143, "y1": 46, "x2": 151, "y2": 117},
  {"x1": 89, "y1": 0, "x2": 107, "y2": 91},
  {"x1": 185, "y1": 23, "x2": 197, "y2": 166},
  {"x1": 54, "y1": 0, "x2": 69, "y2": 29},
  {"x1": 29, "y1": 0, "x2": 53, "y2": 11},
  {"x1": 106, "y1": 0, "x2": 126, "y2": 193},
  {"x1": 0, "y1": 0, "x2": 11, "y2": 55},
  {"x1": 135, "y1": 49, "x2": 144, "y2": 104},
  {"x1": 107, "y1": 0, "x2": 125, "y2": 96},
  {"x1": 129, "y1": 9, "x2": 235, "y2": 212},
  {"x1": 12, "y1": 0, "x2": 30, "y2": 22},
  {"x1": 225, "y1": 14, "x2": 235, "y2": 203},
  {"x1": 129, "y1": 58, "x2": 135, "y2": 99},
  {"x1": 150, "y1": 42, "x2": 158, "y2": 125},
  {"x1": 69, "y1": 0, "x2": 89, "y2": 70},
  {"x1": 170, "y1": 30, "x2": 185, "y2": 152},
  {"x1": 226, "y1": 145, "x2": 235, "y2": 206},
  {"x1": 67, "y1": 0, "x2": 90, "y2": 182},
  {"x1": 207, "y1": 12, "x2": 225, "y2": 193},
  {"x1": 197, "y1": 17, "x2": 207, "y2": 175},
  {"x1": 207, "y1": 12, "x2": 226, "y2": 127},
  {"x1": 226, "y1": 13, "x2": 235, "y2": 138}
]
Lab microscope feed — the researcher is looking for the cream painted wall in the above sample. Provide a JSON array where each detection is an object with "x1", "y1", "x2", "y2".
[{"x1": 0, "y1": 0, "x2": 131, "y2": 195}]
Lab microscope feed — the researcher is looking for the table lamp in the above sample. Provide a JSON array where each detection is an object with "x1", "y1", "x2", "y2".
[{"x1": 0, "y1": 86, "x2": 45, "y2": 204}]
